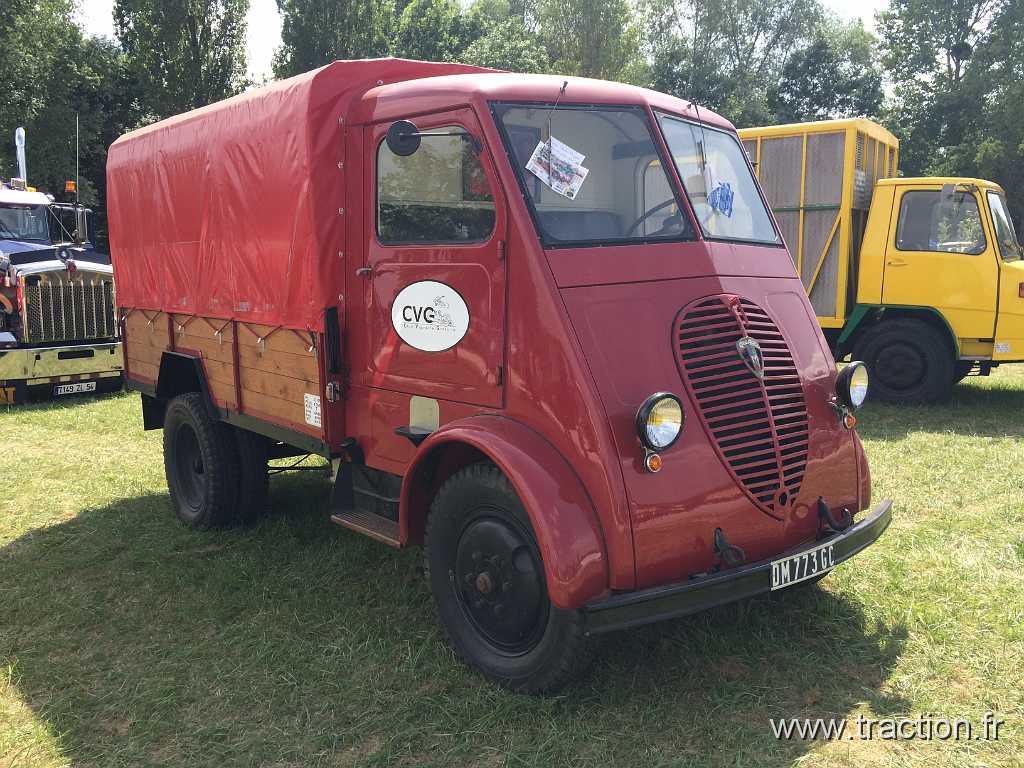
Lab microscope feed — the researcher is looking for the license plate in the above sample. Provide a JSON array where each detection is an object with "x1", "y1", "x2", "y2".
[
  {"x1": 54, "y1": 381, "x2": 97, "y2": 396},
  {"x1": 770, "y1": 542, "x2": 836, "y2": 590}
]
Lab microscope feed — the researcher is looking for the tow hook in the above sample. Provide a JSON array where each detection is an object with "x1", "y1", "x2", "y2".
[
  {"x1": 714, "y1": 528, "x2": 747, "y2": 568},
  {"x1": 817, "y1": 497, "x2": 852, "y2": 533}
]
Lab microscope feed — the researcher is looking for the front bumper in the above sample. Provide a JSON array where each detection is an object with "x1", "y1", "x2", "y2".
[
  {"x1": 582, "y1": 499, "x2": 893, "y2": 635},
  {"x1": 0, "y1": 341, "x2": 124, "y2": 404}
]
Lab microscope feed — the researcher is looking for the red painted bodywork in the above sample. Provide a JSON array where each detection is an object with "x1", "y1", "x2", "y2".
[{"x1": 108, "y1": 59, "x2": 871, "y2": 610}]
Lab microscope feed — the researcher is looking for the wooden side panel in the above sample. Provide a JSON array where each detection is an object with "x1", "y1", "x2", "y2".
[
  {"x1": 121, "y1": 308, "x2": 323, "y2": 439},
  {"x1": 171, "y1": 314, "x2": 238, "y2": 409},
  {"x1": 124, "y1": 310, "x2": 171, "y2": 383},
  {"x1": 236, "y1": 322, "x2": 321, "y2": 435}
]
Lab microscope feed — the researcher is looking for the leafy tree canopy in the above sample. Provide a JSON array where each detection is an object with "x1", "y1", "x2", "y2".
[{"x1": 114, "y1": 0, "x2": 249, "y2": 118}]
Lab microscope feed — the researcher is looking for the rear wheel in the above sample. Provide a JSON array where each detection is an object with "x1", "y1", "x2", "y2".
[
  {"x1": 425, "y1": 463, "x2": 591, "y2": 694},
  {"x1": 163, "y1": 393, "x2": 240, "y2": 529},
  {"x1": 853, "y1": 319, "x2": 954, "y2": 403}
]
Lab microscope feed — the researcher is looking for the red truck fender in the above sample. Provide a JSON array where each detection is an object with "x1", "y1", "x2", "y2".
[{"x1": 400, "y1": 415, "x2": 610, "y2": 610}]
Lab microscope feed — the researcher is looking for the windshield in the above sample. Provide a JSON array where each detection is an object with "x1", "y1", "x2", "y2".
[
  {"x1": 987, "y1": 191, "x2": 1022, "y2": 262},
  {"x1": 657, "y1": 114, "x2": 780, "y2": 244},
  {"x1": 0, "y1": 204, "x2": 49, "y2": 241},
  {"x1": 492, "y1": 103, "x2": 694, "y2": 246}
]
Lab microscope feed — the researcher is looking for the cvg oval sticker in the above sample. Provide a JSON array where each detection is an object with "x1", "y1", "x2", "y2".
[{"x1": 391, "y1": 280, "x2": 470, "y2": 352}]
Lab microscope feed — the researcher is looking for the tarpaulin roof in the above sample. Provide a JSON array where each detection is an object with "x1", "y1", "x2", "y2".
[{"x1": 106, "y1": 58, "x2": 489, "y2": 331}]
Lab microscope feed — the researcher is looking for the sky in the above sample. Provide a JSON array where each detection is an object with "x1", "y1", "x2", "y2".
[{"x1": 76, "y1": 0, "x2": 890, "y2": 83}]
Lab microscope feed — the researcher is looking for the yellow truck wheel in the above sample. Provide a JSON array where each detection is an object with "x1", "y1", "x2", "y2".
[{"x1": 853, "y1": 319, "x2": 954, "y2": 403}]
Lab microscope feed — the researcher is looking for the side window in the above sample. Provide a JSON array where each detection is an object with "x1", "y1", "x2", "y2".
[
  {"x1": 377, "y1": 126, "x2": 496, "y2": 244},
  {"x1": 895, "y1": 190, "x2": 986, "y2": 254}
]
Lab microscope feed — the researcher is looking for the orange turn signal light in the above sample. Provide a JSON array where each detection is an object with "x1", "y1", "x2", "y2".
[
  {"x1": 644, "y1": 452, "x2": 663, "y2": 473},
  {"x1": 843, "y1": 412, "x2": 857, "y2": 430},
  {"x1": 64, "y1": 180, "x2": 77, "y2": 193}
]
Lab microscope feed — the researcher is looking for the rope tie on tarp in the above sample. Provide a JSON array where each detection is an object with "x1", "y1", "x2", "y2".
[
  {"x1": 174, "y1": 314, "x2": 198, "y2": 334},
  {"x1": 239, "y1": 322, "x2": 316, "y2": 354},
  {"x1": 125, "y1": 308, "x2": 161, "y2": 333},
  {"x1": 210, "y1": 318, "x2": 232, "y2": 345}
]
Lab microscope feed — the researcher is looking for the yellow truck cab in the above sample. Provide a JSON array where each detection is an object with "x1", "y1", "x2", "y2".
[{"x1": 739, "y1": 119, "x2": 1024, "y2": 402}]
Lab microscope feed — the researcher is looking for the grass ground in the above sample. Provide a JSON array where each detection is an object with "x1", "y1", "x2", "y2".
[{"x1": 1, "y1": 370, "x2": 1021, "y2": 768}]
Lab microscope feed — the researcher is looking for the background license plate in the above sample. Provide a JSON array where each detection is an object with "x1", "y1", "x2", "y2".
[
  {"x1": 771, "y1": 542, "x2": 836, "y2": 590},
  {"x1": 54, "y1": 381, "x2": 97, "y2": 396}
]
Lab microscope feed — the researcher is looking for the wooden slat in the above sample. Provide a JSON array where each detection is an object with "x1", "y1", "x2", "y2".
[
  {"x1": 125, "y1": 313, "x2": 171, "y2": 350},
  {"x1": 240, "y1": 366, "x2": 319, "y2": 402},
  {"x1": 202, "y1": 357, "x2": 236, "y2": 388},
  {"x1": 208, "y1": 377, "x2": 237, "y2": 408},
  {"x1": 238, "y1": 344, "x2": 318, "y2": 381},
  {"x1": 126, "y1": 359, "x2": 158, "y2": 381},
  {"x1": 236, "y1": 322, "x2": 315, "y2": 356},
  {"x1": 241, "y1": 388, "x2": 314, "y2": 430},
  {"x1": 173, "y1": 331, "x2": 234, "y2": 365},
  {"x1": 125, "y1": 340, "x2": 165, "y2": 368}
]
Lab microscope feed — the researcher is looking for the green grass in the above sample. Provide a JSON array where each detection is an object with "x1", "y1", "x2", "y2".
[{"x1": 1, "y1": 370, "x2": 1022, "y2": 767}]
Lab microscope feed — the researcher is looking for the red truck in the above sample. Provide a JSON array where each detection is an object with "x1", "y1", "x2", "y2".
[{"x1": 107, "y1": 58, "x2": 891, "y2": 693}]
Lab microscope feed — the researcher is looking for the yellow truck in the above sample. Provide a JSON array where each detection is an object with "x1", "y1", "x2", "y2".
[{"x1": 739, "y1": 118, "x2": 1024, "y2": 402}]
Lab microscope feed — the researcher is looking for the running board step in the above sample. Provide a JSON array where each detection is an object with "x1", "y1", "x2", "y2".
[{"x1": 330, "y1": 508, "x2": 400, "y2": 548}]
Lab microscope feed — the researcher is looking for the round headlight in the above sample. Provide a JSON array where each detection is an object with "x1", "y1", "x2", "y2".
[
  {"x1": 636, "y1": 393, "x2": 684, "y2": 450},
  {"x1": 837, "y1": 361, "x2": 869, "y2": 410}
]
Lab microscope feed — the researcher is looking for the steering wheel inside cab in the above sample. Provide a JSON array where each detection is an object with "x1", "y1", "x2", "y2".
[{"x1": 626, "y1": 198, "x2": 687, "y2": 238}]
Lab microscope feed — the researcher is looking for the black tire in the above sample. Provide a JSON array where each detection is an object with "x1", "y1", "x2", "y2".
[
  {"x1": 953, "y1": 361, "x2": 975, "y2": 384},
  {"x1": 424, "y1": 463, "x2": 592, "y2": 694},
  {"x1": 234, "y1": 428, "x2": 269, "y2": 524},
  {"x1": 853, "y1": 319, "x2": 954, "y2": 403},
  {"x1": 163, "y1": 393, "x2": 241, "y2": 529}
]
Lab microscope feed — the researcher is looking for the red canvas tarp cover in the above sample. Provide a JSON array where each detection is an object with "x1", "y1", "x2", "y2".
[{"x1": 107, "y1": 58, "x2": 486, "y2": 331}]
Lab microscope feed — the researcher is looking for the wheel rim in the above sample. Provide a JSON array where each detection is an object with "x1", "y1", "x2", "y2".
[
  {"x1": 874, "y1": 340, "x2": 927, "y2": 393},
  {"x1": 173, "y1": 422, "x2": 205, "y2": 512},
  {"x1": 453, "y1": 512, "x2": 548, "y2": 655}
]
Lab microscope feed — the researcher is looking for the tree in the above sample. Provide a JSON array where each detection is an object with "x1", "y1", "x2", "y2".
[
  {"x1": 461, "y1": 17, "x2": 549, "y2": 72},
  {"x1": 640, "y1": 0, "x2": 822, "y2": 125},
  {"x1": 114, "y1": 0, "x2": 249, "y2": 119},
  {"x1": 879, "y1": 0, "x2": 1004, "y2": 174},
  {"x1": 0, "y1": 3, "x2": 139, "y2": 208},
  {"x1": 534, "y1": 0, "x2": 639, "y2": 79},
  {"x1": 273, "y1": 0, "x2": 395, "y2": 78},
  {"x1": 392, "y1": 0, "x2": 467, "y2": 62},
  {"x1": 768, "y1": 20, "x2": 884, "y2": 123}
]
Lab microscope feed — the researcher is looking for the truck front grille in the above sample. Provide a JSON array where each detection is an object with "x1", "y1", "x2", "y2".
[
  {"x1": 674, "y1": 295, "x2": 809, "y2": 517},
  {"x1": 24, "y1": 276, "x2": 116, "y2": 344}
]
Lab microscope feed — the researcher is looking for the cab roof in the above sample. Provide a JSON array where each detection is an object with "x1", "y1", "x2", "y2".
[
  {"x1": 877, "y1": 176, "x2": 1005, "y2": 192},
  {"x1": 357, "y1": 71, "x2": 733, "y2": 132},
  {"x1": 0, "y1": 188, "x2": 50, "y2": 206}
]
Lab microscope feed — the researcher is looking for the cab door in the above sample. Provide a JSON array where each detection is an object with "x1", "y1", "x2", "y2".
[
  {"x1": 358, "y1": 107, "x2": 507, "y2": 408},
  {"x1": 882, "y1": 185, "x2": 999, "y2": 339},
  {"x1": 988, "y1": 188, "x2": 1024, "y2": 360}
]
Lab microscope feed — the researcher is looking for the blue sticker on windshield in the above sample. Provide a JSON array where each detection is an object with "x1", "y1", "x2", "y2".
[{"x1": 708, "y1": 182, "x2": 734, "y2": 217}]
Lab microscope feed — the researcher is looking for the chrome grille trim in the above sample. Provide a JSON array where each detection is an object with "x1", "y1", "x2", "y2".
[{"x1": 24, "y1": 274, "x2": 116, "y2": 344}]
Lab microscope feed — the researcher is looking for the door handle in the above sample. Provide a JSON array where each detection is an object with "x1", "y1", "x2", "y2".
[{"x1": 886, "y1": 258, "x2": 907, "y2": 267}]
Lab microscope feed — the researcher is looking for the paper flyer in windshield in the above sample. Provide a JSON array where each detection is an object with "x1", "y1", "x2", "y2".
[{"x1": 525, "y1": 137, "x2": 589, "y2": 199}]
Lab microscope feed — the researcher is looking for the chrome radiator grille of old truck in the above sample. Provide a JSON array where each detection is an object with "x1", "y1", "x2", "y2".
[
  {"x1": 674, "y1": 295, "x2": 809, "y2": 518},
  {"x1": 23, "y1": 273, "x2": 117, "y2": 343}
]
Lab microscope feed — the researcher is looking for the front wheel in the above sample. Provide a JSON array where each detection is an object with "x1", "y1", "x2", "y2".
[
  {"x1": 425, "y1": 463, "x2": 591, "y2": 694},
  {"x1": 853, "y1": 319, "x2": 954, "y2": 403}
]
